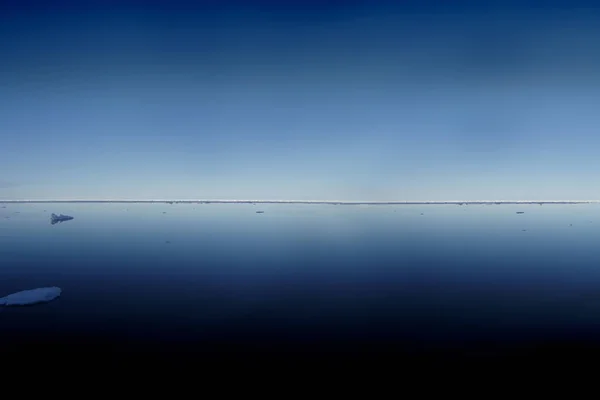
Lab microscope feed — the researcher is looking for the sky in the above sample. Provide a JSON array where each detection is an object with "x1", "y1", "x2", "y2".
[{"x1": 2, "y1": 0, "x2": 600, "y2": 201}]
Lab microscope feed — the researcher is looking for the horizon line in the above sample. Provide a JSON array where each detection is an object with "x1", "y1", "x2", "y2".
[{"x1": 2, "y1": 199, "x2": 600, "y2": 204}]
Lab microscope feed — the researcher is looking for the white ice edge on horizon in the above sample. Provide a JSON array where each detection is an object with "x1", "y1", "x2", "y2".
[{"x1": 2, "y1": 199, "x2": 600, "y2": 204}]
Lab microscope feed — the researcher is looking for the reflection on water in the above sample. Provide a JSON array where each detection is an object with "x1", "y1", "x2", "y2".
[{"x1": 1, "y1": 202, "x2": 600, "y2": 360}]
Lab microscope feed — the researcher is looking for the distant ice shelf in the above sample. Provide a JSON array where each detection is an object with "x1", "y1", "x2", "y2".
[
  {"x1": 2, "y1": 199, "x2": 600, "y2": 205},
  {"x1": 0, "y1": 287, "x2": 62, "y2": 306}
]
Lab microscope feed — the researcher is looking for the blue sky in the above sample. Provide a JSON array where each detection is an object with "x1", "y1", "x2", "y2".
[{"x1": 2, "y1": 0, "x2": 600, "y2": 200}]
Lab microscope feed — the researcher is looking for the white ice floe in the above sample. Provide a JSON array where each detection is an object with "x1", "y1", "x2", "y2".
[{"x1": 0, "y1": 287, "x2": 62, "y2": 306}]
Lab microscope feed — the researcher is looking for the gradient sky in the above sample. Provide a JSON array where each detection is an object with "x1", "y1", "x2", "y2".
[{"x1": 2, "y1": 0, "x2": 600, "y2": 200}]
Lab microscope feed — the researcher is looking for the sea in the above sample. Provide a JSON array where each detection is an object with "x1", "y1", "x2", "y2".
[{"x1": 2, "y1": 201, "x2": 600, "y2": 367}]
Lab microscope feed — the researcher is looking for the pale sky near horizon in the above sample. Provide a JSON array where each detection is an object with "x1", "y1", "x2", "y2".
[{"x1": 2, "y1": 0, "x2": 600, "y2": 201}]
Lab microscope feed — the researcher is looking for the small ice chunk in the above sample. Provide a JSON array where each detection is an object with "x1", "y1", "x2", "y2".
[
  {"x1": 0, "y1": 287, "x2": 62, "y2": 306},
  {"x1": 51, "y1": 213, "x2": 73, "y2": 225}
]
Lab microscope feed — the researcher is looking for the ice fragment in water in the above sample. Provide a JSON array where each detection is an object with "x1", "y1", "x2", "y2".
[
  {"x1": 0, "y1": 287, "x2": 62, "y2": 306},
  {"x1": 51, "y1": 213, "x2": 73, "y2": 225}
]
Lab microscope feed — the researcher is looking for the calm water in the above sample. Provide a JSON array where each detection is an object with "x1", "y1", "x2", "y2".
[{"x1": 2, "y1": 202, "x2": 600, "y2": 360}]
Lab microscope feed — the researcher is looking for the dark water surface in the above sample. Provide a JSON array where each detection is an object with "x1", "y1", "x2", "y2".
[{"x1": 2, "y1": 202, "x2": 600, "y2": 365}]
